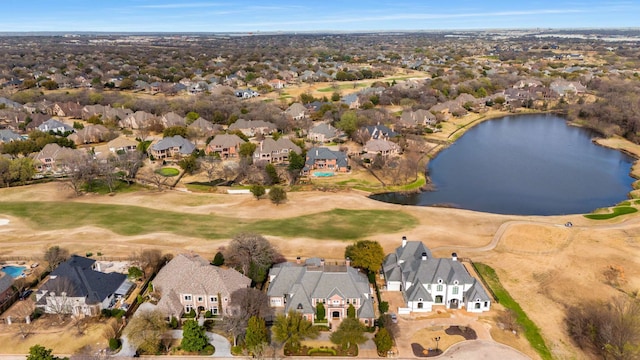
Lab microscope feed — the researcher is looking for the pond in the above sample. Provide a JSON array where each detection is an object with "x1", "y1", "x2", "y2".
[{"x1": 371, "y1": 114, "x2": 636, "y2": 215}]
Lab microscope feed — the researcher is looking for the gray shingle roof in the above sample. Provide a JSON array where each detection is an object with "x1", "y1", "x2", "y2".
[
  {"x1": 0, "y1": 272, "x2": 13, "y2": 294},
  {"x1": 305, "y1": 147, "x2": 348, "y2": 169},
  {"x1": 151, "y1": 135, "x2": 196, "y2": 154},
  {"x1": 268, "y1": 262, "x2": 372, "y2": 317}
]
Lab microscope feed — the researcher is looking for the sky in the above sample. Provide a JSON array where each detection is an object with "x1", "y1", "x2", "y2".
[{"x1": 2, "y1": 0, "x2": 639, "y2": 33}]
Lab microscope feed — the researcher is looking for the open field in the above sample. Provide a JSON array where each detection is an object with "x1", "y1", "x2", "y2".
[{"x1": 3, "y1": 182, "x2": 640, "y2": 358}]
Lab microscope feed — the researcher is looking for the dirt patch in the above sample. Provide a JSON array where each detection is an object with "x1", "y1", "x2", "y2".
[{"x1": 445, "y1": 326, "x2": 477, "y2": 340}]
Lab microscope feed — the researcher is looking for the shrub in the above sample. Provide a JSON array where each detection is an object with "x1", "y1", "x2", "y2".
[
  {"x1": 204, "y1": 310, "x2": 213, "y2": 318},
  {"x1": 108, "y1": 338, "x2": 121, "y2": 351},
  {"x1": 184, "y1": 309, "x2": 196, "y2": 318},
  {"x1": 86, "y1": 252, "x2": 93, "y2": 257},
  {"x1": 231, "y1": 345, "x2": 244, "y2": 355},
  {"x1": 169, "y1": 316, "x2": 179, "y2": 329}
]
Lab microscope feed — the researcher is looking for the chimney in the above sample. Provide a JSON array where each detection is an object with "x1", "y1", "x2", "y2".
[
  {"x1": 296, "y1": 256, "x2": 301, "y2": 264},
  {"x1": 421, "y1": 252, "x2": 427, "y2": 261},
  {"x1": 402, "y1": 236, "x2": 407, "y2": 248},
  {"x1": 345, "y1": 257, "x2": 351, "y2": 267},
  {"x1": 452, "y1": 253, "x2": 458, "y2": 262},
  {"x1": 320, "y1": 258, "x2": 325, "y2": 267}
]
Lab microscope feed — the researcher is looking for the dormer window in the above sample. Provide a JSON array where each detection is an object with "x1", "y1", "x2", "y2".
[
  {"x1": 453, "y1": 280, "x2": 459, "y2": 285},
  {"x1": 437, "y1": 279, "x2": 443, "y2": 284}
]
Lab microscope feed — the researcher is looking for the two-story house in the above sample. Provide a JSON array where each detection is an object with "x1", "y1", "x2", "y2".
[
  {"x1": 383, "y1": 237, "x2": 491, "y2": 313},
  {"x1": 206, "y1": 134, "x2": 245, "y2": 158},
  {"x1": 302, "y1": 147, "x2": 349, "y2": 175},
  {"x1": 153, "y1": 253, "x2": 251, "y2": 319},
  {"x1": 267, "y1": 258, "x2": 376, "y2": 327},
  {"x1": 35, "y1": 255, "x2": 132, "y2": 317},
  {"x1": 149, "y1": 135, "x2": 196, "y2": 159},
  {"x1": 228, "y1": 119, "x2": 277, "y2": 137},
  {"x1": 253, "y1": 137, "x2": 301, "y2": 164}
]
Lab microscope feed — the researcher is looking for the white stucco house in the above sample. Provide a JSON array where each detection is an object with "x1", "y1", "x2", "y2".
[{"x1": 383, "y1": 237, "x2": 491, "y2": 313}]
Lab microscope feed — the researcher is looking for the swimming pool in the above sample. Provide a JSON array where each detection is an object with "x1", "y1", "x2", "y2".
[
  {"x1": 1, "y1": 265, "x2": 26, "y2": 278},
  {"x1": 313, "y1": 171, "x2": 335, "y2": 177}
]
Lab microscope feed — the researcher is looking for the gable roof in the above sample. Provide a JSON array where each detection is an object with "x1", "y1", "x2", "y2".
[
  {"x1": 151, "y1": 135, "x2": 196, "y2": 154},
  {"x1": 37, "y1": 119, "x2": 74, "y2": 133},
  {"x1": 208, "y1": 134, "x2": 245, "y2": 148},
  {"x1": 0, "y1": 129, "x2": 21, "y2": 143},
  {"x1": 267, "y1": 260, "x2": 374, "y2": 317},
  {"x1": 305, "y1": 147, "x2": 348, "y2": 168},
  {"x1": 41, "y1": 255, "x2": 127, "y2": 305},
  {"x1": 363, "y1": 138, "x2": 401, "y2": 153},
  {"x1": 0, "y1": 272, "x2": 13, "y2": 294},
  {"x1": 154, "y1": 253, "x2": 251, "y2": 316},
  {"x1": 309, "y1": 123, "x2": 339, "y2": 138}
]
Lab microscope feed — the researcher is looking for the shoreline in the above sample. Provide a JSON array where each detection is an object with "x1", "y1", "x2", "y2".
[{"x1": 374, "y1": 110, "x2": 640, "y2": 209}]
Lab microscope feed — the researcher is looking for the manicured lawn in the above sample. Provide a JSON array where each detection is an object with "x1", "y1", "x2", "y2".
[
  {"x1": 316, "y1": 83, "x2": 368, "y2": 92},
  {"x1": 0, "y1": 202, "x2": 417, "y2": 240},
  {"x1": 584, "y1": 206, "x2": 638, "y2": 220},
  {"x1": 155, "y1": 167, "x2": 180, "y2": 177},
  {"x1": 473, "y1": 263, "x2": 552, "y2": 360}
]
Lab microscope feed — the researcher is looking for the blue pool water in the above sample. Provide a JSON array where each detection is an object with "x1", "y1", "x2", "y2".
[
  {"x1": 313, "y1": 171, "x2": 335, "y2": 177},
  {"x1": 1, "y1": 265, "x2": 26, "y2": 278}
]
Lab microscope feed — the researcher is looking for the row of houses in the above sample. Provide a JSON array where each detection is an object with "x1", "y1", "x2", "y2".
[{"x1": 27, "y1": 237, "x2": 490, "y2": 324}]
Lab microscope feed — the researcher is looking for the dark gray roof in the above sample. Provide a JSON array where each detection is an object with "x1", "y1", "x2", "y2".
[
  {"x1": 305, "y1": 147, "x2": 348, "y2": 169},
  {"x1": 42, "y1": 255, "x2": 127, "y2": 305},
  {"x1": 0, "y1": 272, "x2": 13, "y2": 294}
]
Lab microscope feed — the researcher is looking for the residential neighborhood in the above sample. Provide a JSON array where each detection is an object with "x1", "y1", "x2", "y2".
[{"x1": 0, "y1": 27, "x2": 639, "y2": 360}]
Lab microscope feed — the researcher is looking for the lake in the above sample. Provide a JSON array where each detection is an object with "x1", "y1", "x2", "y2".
[{"x1": 371, "y1": 114, "x2": 636, "y2": 215}]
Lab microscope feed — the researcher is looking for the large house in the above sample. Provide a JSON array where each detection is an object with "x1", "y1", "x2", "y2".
[
  {"x1": 362, "y1": 139, "x2": 401, "y2": 158},
  {"x1": 153, "y1": 253, "x2": 251, "y2": 318},
  {"x1": 32, "y1": 143, "x2": 82, "y2": 173},
  {"x1": 307, "y1": 123, "x2": 341, "y2": 143},
  {"x1": 108, "y1": 137, "x2": 138, "y2": 154},
  {"x1": 267, "y1": 258, "x2": 376, "y2": 326},
  {"x1": 37, "y1": 119, "x2": 74, "y2": 134},
  {"x1": 149, "y1": 135, "x2": 196, "y2": 159},
  {"x1": 383, "y1": 237, "x2": 491, "y2": 313},
  {"x1": 302, "y1": 147, "x2": 349, "y2": 175},
  {"x1": 253, "y1": 137, "x2": 301, "y2": 164},
  {"x1": 228, "y1": 119, "x2": 276, "y2": 137},
  {"x1": 206, "y1": 134, "x2": 245, "y2": 158},
  {"x1": 35, "y1": 255, "x2": 132, "y2": 317}
]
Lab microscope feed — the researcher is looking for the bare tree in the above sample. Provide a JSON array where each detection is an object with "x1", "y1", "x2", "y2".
[
  {"x1": 14, "y1": 301, "x2": 35, "y2": 339},
  {"x1": 41, "y1": 276, "x2": 78, "y2": 320},
  {"x1": 124, "y1": 309, "x2": 169, "y2": 355},
  {"x1": 199, "y1": 156, "x2": 220, "y2": 183},
  {"x1": 224, "y1": 233, "x2": 277, "y2": 282},
  {"x1": 102, "y1": 318, "x2": 120, "y2": 343},
  {"x1": 134, "y1": 249, "x2": 163, "y2": 278},
  {"x1": 100, "y1": 155, "x2": 120, "y2": 193},
  {"x1": 566, "y1": 296, "x2": 640, "y2": 360},
  {"x1": 44, "y1": 246, "x2": 70, "y2": 271},
  {"x1": 117, "y1": 151, "x2": 144, "y2": 184},
  {"x1": 148, "y1": 171, "x2": 168, "y2": 191}
]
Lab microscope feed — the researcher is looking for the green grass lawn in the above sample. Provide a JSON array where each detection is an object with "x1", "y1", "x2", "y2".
[
  {"x1": 473, "y1": 263, "x2": 553, "y2": 360},
  {"x1": 584, "y1": 206, "x2": 638, "y2": 220},
  {"x1": 316, "y1": 83, "x2": 369, "y2": 92},
  {"x1": 155, "y1": 167, "x2": 180, "y2": 177},
  {"x1": 0, "y1": 202, "x2": 417, "y2": 240}
]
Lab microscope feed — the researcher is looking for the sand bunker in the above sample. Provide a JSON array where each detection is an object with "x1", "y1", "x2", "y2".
[{"x1": 0, "y1": 219, "x2": 9, "y2": 226}]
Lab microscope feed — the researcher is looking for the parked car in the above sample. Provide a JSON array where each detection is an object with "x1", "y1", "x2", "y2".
[
  {"x1": 389, "y1": 313, "x2": 398, "y2": 323},
  {"x1": 19, "y1": 289, "x2": 33, "y2": 300}
]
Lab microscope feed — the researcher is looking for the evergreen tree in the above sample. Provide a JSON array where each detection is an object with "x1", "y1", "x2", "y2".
[
  {"x1": 245, "y1": 316, "x2": 268, "y2": 356},
  {"x1": 180, "y1": 320, "x2": 209, "y2": 352},
  {"x1": 316, "y1": 302, "x2": 326, "y2": 321},
  {"x1": 374, "y1": 328, "x2": 393, "y2": 355}
]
